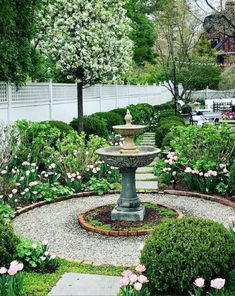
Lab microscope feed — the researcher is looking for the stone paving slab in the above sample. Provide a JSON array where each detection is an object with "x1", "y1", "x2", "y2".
[
  {"x1": 136, "y1": 173, "x2": 156, "y2": 180},
  {"x1": 136, "y1": 166, "x2": 153, "y2": 173},
  {"x1": 136, "y1": 181, "x2": 158, "y2": 189},
  {"x1": 48, "y1": 273, "x2": 121, "y2": 296}
]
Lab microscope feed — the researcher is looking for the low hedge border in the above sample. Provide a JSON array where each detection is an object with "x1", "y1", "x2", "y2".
[{"x1": 78, "y1": 204, "x2": 183, "y2": 237}]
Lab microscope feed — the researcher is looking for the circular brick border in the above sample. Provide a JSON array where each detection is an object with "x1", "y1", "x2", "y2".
[{"x1": 78, "y1": 203, "x2": 183, "y2": 237}]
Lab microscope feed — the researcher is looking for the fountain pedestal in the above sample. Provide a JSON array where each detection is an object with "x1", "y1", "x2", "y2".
[{"x1": 111, "y1": 168, "x2": 145, "y2": 221}]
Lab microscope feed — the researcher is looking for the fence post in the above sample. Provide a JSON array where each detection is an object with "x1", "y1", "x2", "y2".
[
  {"x1": 49, "y1": 79, "x2": 53, "y2": 120},
  {"x1": 6, "y1": 83, "x2": 12, "y2": 124},
  {"x1": 99, "y1": 84, "x2": 102, "y2": 112}
]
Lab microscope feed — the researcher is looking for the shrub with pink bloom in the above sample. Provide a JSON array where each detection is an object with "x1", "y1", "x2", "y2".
[{"x1": 119, "y1": 265, "x2": 150, "y2": 296}]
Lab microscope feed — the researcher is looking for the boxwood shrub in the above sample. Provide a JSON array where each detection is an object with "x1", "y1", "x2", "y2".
[
  {"x1": 0, "y1": 219, "x2": 19, "y2": 267},
  {"x1": 93, "y1": 112, "x2": 124, "y2": 131},
  {"x1": 157, "y1": 109, "x2": 181, "y2": 122},
  {"x1": 153, "y1": 101, "x2": 175, "y2": 112},
  {"x1": 159, "y1": 115, "x2": 185, "y2": 125},
  {"x1": 40, "y1": 120, "x2": 73, "y2": 136},
  {"x1": 70, "y1": 115, "x2": 109, "y2": 139},
  {"x1": 111, "y1": 108, "x2": 127, "y2": 119},
  {"x1": 141, "y1": 218, "x2": 235, "y2": 295},
  {"x1": 155, "y1": 120, "x2": 184, "y2": 148}
]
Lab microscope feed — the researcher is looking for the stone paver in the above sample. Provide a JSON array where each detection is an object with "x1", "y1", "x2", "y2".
[
  {"x1": 48, "y1": 273, "x2": 120, "y2": 296},
  {"x1": 136, "y1": 173, "x2": 156, "y2": 180},
  {"x1": 136, "y1": 181, "x2": 158, "y2": 189},
  {"x1": 136, "y1": 166, "x2": 153, "y2": 173}
]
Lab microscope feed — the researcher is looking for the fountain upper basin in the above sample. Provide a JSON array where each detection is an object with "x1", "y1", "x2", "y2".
[{"x1": 96, "y1": 146, "x2": 160, "y2": 168}]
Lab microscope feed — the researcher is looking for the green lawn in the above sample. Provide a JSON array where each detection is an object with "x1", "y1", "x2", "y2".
[
  {"x1": 22, "y1": 259, "x2": 123, "y2": 296},
  {"x1": 23, "y1": 259, "x2": 235, "y2": 296}
]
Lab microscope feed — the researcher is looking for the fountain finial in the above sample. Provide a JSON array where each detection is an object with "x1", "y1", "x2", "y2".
[{"x1": 125, "y1": 110, "x2": 132, "y2": 126}]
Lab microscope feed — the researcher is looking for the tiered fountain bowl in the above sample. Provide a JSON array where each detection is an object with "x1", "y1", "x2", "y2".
[{"x1": 96, "y1": 111, "x2": 160, "y2": 221}]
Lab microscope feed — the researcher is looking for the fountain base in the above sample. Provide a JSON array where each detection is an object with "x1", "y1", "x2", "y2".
[{"x1": 111, "y1": 205, "x2": 145, "y2": 221}]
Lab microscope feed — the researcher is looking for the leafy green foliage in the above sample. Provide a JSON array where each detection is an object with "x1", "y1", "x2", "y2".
[
  {"x1": 16, "y1": 239, "x2": 59, "y2": 273},
  {"x1": 85, "y1": 177, "x2": 113, "y2": 196},
  {"x1": 0, "y1": 219, "x2": 19, "y2": 267},
  {"x1": 125, "y1": 0, "x2": 156, "y2": 66},
  {"x1": 128, "y1": 103, "x2": 154, "y2": 125},
  {"x1": 229, "y1": 162, "x2": 235, "y2": 196},
  {"x1": 0, "y1": 0, "x2": 41, "y2": 84},
  {"x1": 40, "y1": 121, "x2": 73, "y2": 136},
  {"x1": 0, "y1": 204, "x2": 15, "y2": 221},
  {"x1": 141, "y1": 218, "x2": 235, "y2": 294}
]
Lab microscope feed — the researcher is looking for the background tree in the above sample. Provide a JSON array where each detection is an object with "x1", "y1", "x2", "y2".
[
  {"x1": 37, "y1": 0, "x2": 133, "y2": 132},
  {"x1": 125, "y1": 0, "x2": 156, "y2": 66},
  {"x1": 0, "y1": 0, "x2": 41, "y2": 85}
]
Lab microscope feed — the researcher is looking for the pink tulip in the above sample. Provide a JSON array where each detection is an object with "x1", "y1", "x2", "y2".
[
  {"x1": 204, "y1": 173, "x2": 209, "y2": 178},
  {"x1": 134, "y1": 282, "x2": 142, "y2": 291},
  {"x1": 138, "y1": 275, "x2": 149, "y2": 284},
  {"x1": 210, "y1": 278, "x2": 225, "y2": 290},
  {"x1": 228, "y1": 216, "x2": 235, "y2": 223},
  {"x1": 122, "y1": 269, "x2": 132, "y2": 277},
  {"x1": 219, "y1": 164, "x2": 225, "y2": 169},
  {"x1": 17, "y1": 263, "x2": 24, "y2": 271},
  {"x1": 212, "y1": 171, "x2": 217, "y2": 177},
  {"x1": 0, "y1": 267, "x2": 7, "y2": 274},
  {"x1": 120, "y1": 277, "x2": 130, "y2": 286},
  {"x1": 8, "y1": 265, "x2": 18, "y2": 276},
  {"x1": 194, "y1": 278, "x2": 205, "y2": 288},
  {"x1": 135, "y1": 264, "x2": 146, "y2": 273}
]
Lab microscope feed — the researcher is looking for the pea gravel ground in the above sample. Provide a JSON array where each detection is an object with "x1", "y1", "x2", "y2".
[{"x1": 13, "y1": 194, "x2": 235, "y2": 266}]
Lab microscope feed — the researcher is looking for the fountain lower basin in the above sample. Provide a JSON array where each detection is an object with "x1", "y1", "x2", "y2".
[{"x1": 96, "y1": 146, "x2": 160, "y2": 221}]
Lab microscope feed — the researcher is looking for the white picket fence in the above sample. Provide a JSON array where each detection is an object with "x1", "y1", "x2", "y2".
[
  {"x1": 190, "y1": 88, "x2": 235, "y2": 101},
  {"x1": 0, "y1": 82, "x2": 173, "y2": 124}
]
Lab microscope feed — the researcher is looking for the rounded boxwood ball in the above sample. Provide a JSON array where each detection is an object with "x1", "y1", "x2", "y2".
[
  {"x1": 0, "y1": 219, "x2": 19, "y2": 267},
  {"x1": 140, "y1": 217, "x2": 235, "y2": 294}
]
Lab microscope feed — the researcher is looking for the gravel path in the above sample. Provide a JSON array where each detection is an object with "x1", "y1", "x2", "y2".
[{"x1": 13, "y1": 194, "x2": 235, "y2": 266}]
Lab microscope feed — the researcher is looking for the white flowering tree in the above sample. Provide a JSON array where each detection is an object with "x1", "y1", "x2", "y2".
[{"x1": 37, "y1": 0, "x2": 133, "y2": 132}]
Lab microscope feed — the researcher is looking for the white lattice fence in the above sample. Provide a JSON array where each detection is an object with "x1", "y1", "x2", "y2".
[{"x1": 0, "y1": 82, "x2": 174, "y2": 124}]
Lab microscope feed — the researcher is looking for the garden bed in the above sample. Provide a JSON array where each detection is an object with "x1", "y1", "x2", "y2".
[{"x1": 78, "y1": 202, "x2": 182, "y2": 236}]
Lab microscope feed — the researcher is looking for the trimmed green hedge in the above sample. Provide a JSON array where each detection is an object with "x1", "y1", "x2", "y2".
[
  {"x1": 0, "y1": 219, "x2": 19, "y2": 267},
  {"x1": 155, "y1": 121, "x2": 184, "y2": 148},
  {"x1": 141, "y1": 218, "x2": 235, "y2": 294},
  {"x1": 70, "y1": 115, "x2": 108, "y2": 139},
  {"x1": 93, "y1": 112, "x2": 124, "y2": 131}
]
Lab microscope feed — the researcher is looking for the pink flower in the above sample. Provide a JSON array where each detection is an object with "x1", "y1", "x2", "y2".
[
  {"x1": 8, "y1": 265, "x2": 18, "y2": 276},
  {"x1": 228, "y1": 216, "x2": 235, "y2": 223},
  {"x1": 120, "y1": 277, "x2": 130, "y2": 286},
  {"x1": 0, "y1": 267, "x2": 7, "y2": 274},
  {"x1": 199, "y1": 172, "x2": 203, "y2": 176},
  {"x1": 135, "y1": 264, "x2": 146, "y2": 273},
  {"x1": 134, "y1": 282, "x2": 142, "y2": 291},
  {"x1": 208, "y1": 170, "x2": 213, "y2": 176},
  {"x1": 16, "y1": 263, "x2": 24, "y2": 271},
  {"x1": 122, "y1": 269, "x2": 132, "y2": 277},
  {"x1": 223, "y1": 168, "x2": 228, "y2": 173},
  {"x1": 204, "y1": 173, "x2": 209, "y2": 178},
  {"x1": 42, "y1": 240, "x2": 48, "y2": 245},
  {"x1": 12, "y1": 189, "x2": 17, "y2": 194},
  {"x1": 210, "y1": 278, "x2": 225, "y2": 290},
  {"x1": 219, "y1": 164, "x2": 225, "y2": 169},
  {"x1": 138, "y1": 275, "x2": 149, "y2": 284},
  {"x1": 211, "y1": 171, "x2": 217, "y2": 177},
  {"x1": 194, "y1": 278, "x2": 205, "y2": 288},
  {"x1": 184, "y1": 167, "x2": 192, "y2": 173}
]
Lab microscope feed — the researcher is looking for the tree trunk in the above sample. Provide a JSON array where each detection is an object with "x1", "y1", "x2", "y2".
[{"x1": 77, "y1": 82, "x2": 83, "y2": 133}]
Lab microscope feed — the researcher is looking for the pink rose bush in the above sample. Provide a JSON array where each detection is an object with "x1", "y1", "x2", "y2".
[
  {"x1": 190, "y1": 277, "x2": 226, "y2": 296},
  {"x1": 0, "y1": 261, "x2": 24, "y2": 296},
  {"x1": 119, "y1": 265, "x2": 150, "y2": 296}
]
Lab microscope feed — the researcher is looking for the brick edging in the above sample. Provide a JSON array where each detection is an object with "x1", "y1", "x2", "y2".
[{"x1": 78, "y1": 204, "x2": 183, "y2": 237}]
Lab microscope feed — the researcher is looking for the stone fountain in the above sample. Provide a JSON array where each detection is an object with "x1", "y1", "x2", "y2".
[{"x1": 96, "y1": 110, "x2": 160, "y2": 221}]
